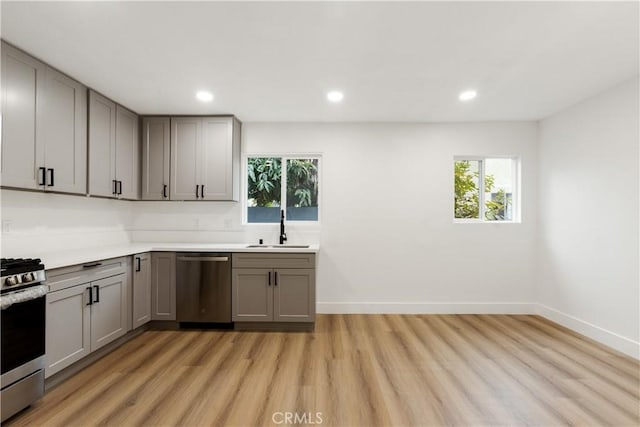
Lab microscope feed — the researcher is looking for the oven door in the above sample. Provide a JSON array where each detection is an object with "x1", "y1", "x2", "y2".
[{"x1": 1, "y1": 293, "x2": 46, "y2": 380}]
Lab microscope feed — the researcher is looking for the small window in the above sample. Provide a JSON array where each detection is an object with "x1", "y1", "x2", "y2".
[
  {"x1": 246, "y1": 156, "x2": 319, "y2": 223},
  {"x1": 454, "y1": 157, "x2": 518, "y2": 222}
]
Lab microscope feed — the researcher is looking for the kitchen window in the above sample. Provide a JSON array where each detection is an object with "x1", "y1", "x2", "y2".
[
  {"x1": 246, "y1": 156, "x2": 320, "y2": 223},
  {"x1": 454, "y1": 156, "x2": 519, "y2": 222}
]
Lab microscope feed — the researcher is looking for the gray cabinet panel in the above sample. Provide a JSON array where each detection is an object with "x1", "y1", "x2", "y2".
[
  {"x1": 89, "y1": 90, "x2": 117, "y2": 197},
  {"x1": 0, "y1": 43, "x2": 45, "y2": 190},
  {"x1": 274, "y1": 269, "x2": 315, "y2": 322},
  {"x1": 232, "y1": 253, "x2": 315, "y2": 269},
  {"x1": 170, "y1": 117, "x2": 200, "y2": 200},
  {"x1": 115, "y1": 105, "x2": 139, "y2": 199},
  {"x1": 132, "y1": 253, "x2": 151, "y2": 329},
  {"x1": 1, "y1": 43, "x2": 87, "y2": 194},
  {"x1": 45, "y1": 256, "x2": 130, "y2": 377},
  {"x1": 201, "y1": 117, "x2": 233, "y2": 200},
  {"x1": 42, "y1": 67, "x2": 87, "y2": 194},
  {"x1": 232, "y1": 268, "x2": 272, "y2": 322},
  {"x1": 231, "y1": 254, "x2": 316, "y2": 324},
  {"x1": 167, "y1": 116, "x2": 240, "y2": 201},
  {"x1": 141, "y1": 117, "x2": 170, "y2": 200},
  {"x1": 45, "y1": 284, "x2": 91, "y2": 378},
  {"x1": 151, "y1": 252, "x2": 176, "y2": 320},
  {"x1": 90, "y1": 274, "x2": 128, "y2": 352}
]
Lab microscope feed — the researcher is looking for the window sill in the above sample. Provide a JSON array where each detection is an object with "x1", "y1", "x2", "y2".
[{"x1": 453, "y1": 219, "x2": 521, "y2": 224}]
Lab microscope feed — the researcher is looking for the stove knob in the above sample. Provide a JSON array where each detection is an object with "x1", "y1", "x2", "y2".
[
  {"x1": 5, "y1": 276, "x2": 18, "y2": 286},
  {"x1": 22, "y1": 273, "x2": 34, "y2": 282}
]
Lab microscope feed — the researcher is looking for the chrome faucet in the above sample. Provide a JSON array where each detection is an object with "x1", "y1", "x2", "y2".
[{"x1": 279, "y1": 209, "x2": 287, "y2": 244}]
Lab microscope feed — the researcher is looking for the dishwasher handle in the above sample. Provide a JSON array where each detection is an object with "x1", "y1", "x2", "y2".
[{"x1": 177, "y1": 256, "x2": 229, "y2": 262}]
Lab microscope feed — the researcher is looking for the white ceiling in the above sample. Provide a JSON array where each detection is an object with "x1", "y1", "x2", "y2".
[{"x1": 2, "y1": 1, "x2": 638, "y2": 122}]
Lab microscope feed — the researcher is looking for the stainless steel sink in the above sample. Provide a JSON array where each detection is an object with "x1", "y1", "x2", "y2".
[{"x1": 245, "y1": 244, "x2": 310, "y2": 249}]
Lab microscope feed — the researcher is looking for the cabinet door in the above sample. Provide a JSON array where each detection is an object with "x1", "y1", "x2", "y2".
[
  {"x1": 273, "y1": 269, "x2": 315, "y2": 322},
  {"x1": 45, "y1": 284, "x2": 91, "y2": 378},
  {"x1": 132, "y1": 253, "x2": 151, "y2": 329},
  {"x1": 115, "y1": 105, "x2": 139, "y2": 199},
  {"x1": 141, "y1": 117, "x2": 170, "y2": 200},
  {"x1": 88, "y1": 90, "x2": 117, "y2": 197},
  {"x1": 201, "y1": 117, "x2": 235, "y2": 200},
  {"x1": 42, "y1": 67, "x2": 87, "y2": 194},
  {"x1": 0, "y1": 42, "x2": 45, "y2": 190},
  {"x1": 151, "y1": 252, "x2": 176, "y2": 320},
  {"x1": 170, "y1": 117, "x2": 200, "y2": 200},
  {"x1": 232, "y1": 268, "x2": 273, "y2": 322},
  {"x1": 90, "y1": 274, "x2": 128, "y2": 352}
]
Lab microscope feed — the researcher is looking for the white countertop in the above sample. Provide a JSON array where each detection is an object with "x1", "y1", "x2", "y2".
[{"x1": 38, "y1": 243, "x2": 320, "y2": 270}]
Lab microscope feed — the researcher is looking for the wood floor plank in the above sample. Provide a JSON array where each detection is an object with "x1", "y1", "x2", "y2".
[{"x1": 6, "y1": 314, "x2": 639, "y2": 427}]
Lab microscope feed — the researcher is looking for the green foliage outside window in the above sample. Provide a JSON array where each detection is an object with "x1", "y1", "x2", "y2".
[
  {"x1": 454, "y1": 160, "x2": 509, "y2": 220},
  {"x1": 247, "y1": 157, "x2": 281, "y2": 207},
  {"x1": 247, "y1": 157, "x2": 318, "y2": 208}
]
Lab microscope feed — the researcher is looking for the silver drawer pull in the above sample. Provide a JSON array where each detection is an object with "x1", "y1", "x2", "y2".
[{"x1": 176, "y1": 256, "x2": 229, "y2": 262}]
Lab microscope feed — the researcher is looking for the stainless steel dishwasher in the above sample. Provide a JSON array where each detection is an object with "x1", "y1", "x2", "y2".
[{"x1": 176, "y1": 253, "x2": 232, "y2": 323}]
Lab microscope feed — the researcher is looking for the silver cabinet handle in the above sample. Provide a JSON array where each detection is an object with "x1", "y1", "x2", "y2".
[{"x1": 176, "y1": 256, "x2": 229, "y2": 262}]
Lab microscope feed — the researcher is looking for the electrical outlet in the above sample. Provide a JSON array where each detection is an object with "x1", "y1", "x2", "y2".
[{"x1": 2, "y1": 220, "x2": 13, "y2": 234}]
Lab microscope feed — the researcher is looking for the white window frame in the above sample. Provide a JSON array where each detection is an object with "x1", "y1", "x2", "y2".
[
  {"x1": 243, "y1": 154, "x2": 322, "y2": 226},
  {"x1": 453, "y1": 155, "x2": 521, "y2": 223}
]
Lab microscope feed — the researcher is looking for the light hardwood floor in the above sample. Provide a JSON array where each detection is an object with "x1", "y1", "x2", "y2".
[{"x1": 7, "y1": 315, "x2": 640, "y2": 426}]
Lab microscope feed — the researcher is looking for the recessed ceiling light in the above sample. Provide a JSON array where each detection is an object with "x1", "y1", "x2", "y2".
[
  {"x1": 459, "y1": 90, "x2": 477, "y2": 101},
  {"x1": 326, "y1": 91, "x2": 344, "y2": 103},
  {"x1": 196, "y1": 91, "x2": 214, "y2": 102}
]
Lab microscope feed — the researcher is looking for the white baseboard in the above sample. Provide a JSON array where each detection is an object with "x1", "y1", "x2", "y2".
[
  {"x1": 535, "y1": 304, "x2": 640, "y2": 360},
  {"x1": 316, "y1": 302, "x2": 534, "y2": 314}
]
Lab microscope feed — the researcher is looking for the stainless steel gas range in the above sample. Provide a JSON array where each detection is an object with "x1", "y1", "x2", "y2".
[{"x1": 0, "y1": 258, "x2": 47, "y2": 422}]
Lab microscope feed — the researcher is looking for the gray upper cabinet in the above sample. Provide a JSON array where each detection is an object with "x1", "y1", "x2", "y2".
[
  {"x1": 1, "y1": 42, "x2": 45, "y2": 190},
  {"x1": 170, "y1": 116, "x2": 240, "y2": 201},
  {"x1": 1, "y1": 41, "x2": 87, "y2": 194},
  {"x1": 170, "y1": 117, "x2": 200, "y2": 200},
  {"x1": 42, "y1": 67, "x2": 87, "y2": 194},
  {"x1": 141, "y1": 117, "x2": 170, "y2": 200},
  {"x1": 89, "y1": 91, "x2": 117, "y2": 197},
  {"x1": 115, "y1": 105, "x2": 139, "y2": 199},
  {"x1": 88, "y1": 90, "x2": 139, "y2": 199},
  {"x1": 201, "y1": 117, "x2": 240, "y2": 200}
]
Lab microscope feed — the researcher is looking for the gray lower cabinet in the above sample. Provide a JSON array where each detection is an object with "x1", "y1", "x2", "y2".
[
  {"x1": 231, "y1": 254, "x2": 316, "y2": 323},
  {"x1": 232, "y1": 268, "x2": 273, "y2": 321},
  {"x1": 45, "y1": 284, "x2": 91, "y2": 378},
  {"x1": 132, "y1": 253, "x2": 151, "y2": 328},
  {"x1": 89, "y1": 274, "x2": 129, "y2": 352},
  {"x1": 89, "y1": 90, "x2": 139, "y2": 199},
  {"x1": 141, "y1": 117, "x2": 171, "y2": 200},
  {"x1": 151, "y1": 252, "x2": 176, "y2": 320},
  {"x1": 1, "y1": 41, "x2": 87, "y2": 194},
  {"x1": 45, "y1": 257, "x2": 130, "y2": 378}
]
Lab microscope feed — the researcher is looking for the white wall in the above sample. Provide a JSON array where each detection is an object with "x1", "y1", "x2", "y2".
[
  {"x1": 0, "y1": 190, "x2": 133, "y2": 258},
  {"x1": 537, "y1": 77, "x2": 640, "y2": 358},
  {"x1": 132, "y1": 122, "x2": 539, "y2": 313}
]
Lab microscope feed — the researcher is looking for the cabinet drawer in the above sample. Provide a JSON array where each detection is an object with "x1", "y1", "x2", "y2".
[
  {"x1": 46, "y1": 257, "x2": 129, "y2": 293},
  {"x1": 232, "y1": 253, "x2": 315, "y2": 269}
]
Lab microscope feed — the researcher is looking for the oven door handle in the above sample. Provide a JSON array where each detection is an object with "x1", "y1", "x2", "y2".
[{"x1": 0, "y1": 285, "x2": 48, "y2": 310}]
